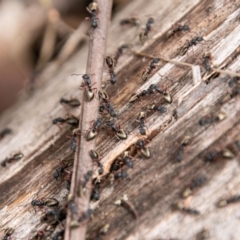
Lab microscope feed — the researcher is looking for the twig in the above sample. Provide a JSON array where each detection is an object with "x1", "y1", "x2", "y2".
[
  {"x1": 132, "y1": 50, "x2": 240, "y2": 77},
  {"x1": 64, "y1": 1, "x2": 113, "y2": 240}
]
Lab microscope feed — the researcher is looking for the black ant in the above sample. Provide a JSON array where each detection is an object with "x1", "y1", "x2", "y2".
[
  {"x1": 167, "y1": 24, "x2": 190, "y2": 39},
  {"x1": 60, "y1": 98, "x2": 80, "y2": 107},
  {"x1": 2, "y1": 228, "x2": 14, "y2": 240},
  {"x1": 196, "y1": 228, "x2": 210, "y2": 240},
  {"x1": 120, "y1": 17, "x2": 140, "y2": 27},
  {"x1": 175, "y1": 136, "x2": 191, "y2": 162},
  {"x1": 0, "y1": 128, "x2": 12, "y2": 140},
  {"x1": 31, "y1": 197, "x2": 59, "y2": 211},
  {"x1": 114, "y1": 44, "x2": 129, "y2": 64},
  {"x1": 199, "y1": 112, "x2": 226, "y2": 126},
  {"x1": 82, "y1": 171, "x2": 93, "y2": 187},
  {"x1": 95, "y1": 224, "x2": 110, "y2": 240},
  {"x1": 114, "y1": 170, "x2": 128, "y2": 180},
  {"x1": 69, "y1": 128, "x2": 81, "y2": 152},
  {"x1": 181, "y1": 175, "x2": 207, "y2": 198},
  {"x1": 142, "y1": 58, "x2": 159, "y2": 81},
  {"x1": 65, "y1": 115, "x2": 79, "y2": 126},
  {"x1": 202, "y1": 52, "x2": 212, "y2": 72},
  {"x1": 80, "y1": 74, "x2": 96, "y2": 102},
  {"x1": 52, "y1": 117, "x2": 66, "y2": 125},
  {"x1": 53, "y1": 159, "x2": 73, "y2": 180},
  {"x1": 52, "y1": 230, "x2": 65, "y2": 240},
  {"x1": 180, "y1": 36, "x2": 204, "y2": 56},
  {"x1": 228, "y1": 76, "x2": 240, "y2": 88},
  {"x1": 204, "y1": 148, "x2": 235, "y2": 162},
  {"x1": 106, "y1": 120, "x2": 127, "y2": 140},
  {"x1": 136, "y1": 139, "x2": 151, "y2": 158},
  {"x1": 173, "y1": 201, "x2": 200, "y2": 215},
  {"x1": 103, "y1": 99, "x2": 117, "y2": 117},
  {"x1": 216, "y1": 195, "x2": 240, "y2": 208},
  {"x1": 147, "y1": 104, "x2": 167, "y2": 113},
  {"x1": 87, "y1": 118, "x2": 104, "y2": 141},
  {"x1": 78, "y1": 209, "x2": 93, "y2": 223},
  {"x1": 123, "y1": 151, "x2": 134, "y2": 168},
  {"x1": 230, "y1": 85, "x2": 240, "y2": 98},
  {"x1": 1, "y1": 152, "x2": 24, "y2": 167},
  {"x1": 106, "y1": 56, "x2": 117, "y2": 85},
  {"x1": 52, "y1": 116, "x2": 79, "y2": 127},
  {"x1": 91, "y1": 182, "x2": 100, "y2": 201},
  {"x1": 86, "y1": 2, "x2": 98, "y2": 29},
  {"x1": 89, "y1": 149, "x2": 104, "y2": 175},
  {"x1": 137, "y1": 112, "x2": 147, "y2": 135},
  {"x1": 41, "y1": 208, "x2": 66, "y2": 224},
  {"x1": 139, "y1": 17, "x2": 154, "y2": 43}
]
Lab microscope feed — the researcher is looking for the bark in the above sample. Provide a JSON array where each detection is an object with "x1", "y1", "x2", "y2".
[{"x1": 0, "y1": 0, "x2": 240, "y2": 240}]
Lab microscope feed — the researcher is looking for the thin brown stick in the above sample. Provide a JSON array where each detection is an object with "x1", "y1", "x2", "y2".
[
  {"x1": 64, "y1": 1, "x2": 112, "y2": 240},
  {"x1": 132, "y1": 50, "x2": 240, "y2": 77}
]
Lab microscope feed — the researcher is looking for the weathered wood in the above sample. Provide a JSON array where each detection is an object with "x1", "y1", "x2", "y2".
[{"x1": 0, "y1": 0, "x2": 240, "y2": 239}]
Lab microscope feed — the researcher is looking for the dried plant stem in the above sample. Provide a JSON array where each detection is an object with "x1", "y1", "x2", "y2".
[
  {"x1": 64, "y1": 1, "x2": 112, "y2": 240},
  {"x1": 132, "y1": 50, "x2": 240, "y2": 77}
]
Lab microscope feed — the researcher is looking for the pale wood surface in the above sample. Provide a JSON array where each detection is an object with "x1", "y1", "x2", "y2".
[{"x1": 0, "y1": 0, "x2": 240, "y2": 239}]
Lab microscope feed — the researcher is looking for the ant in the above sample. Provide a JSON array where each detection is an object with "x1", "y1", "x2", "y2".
[
  {"x1": 52, "y1": 230, "x2": 65, "y2": 240},
  {"x1": 87, "y1": 118, "x2": 104, "y2": 141},
  {"x1": 180, "y1": 36, "x2": 204, "y2": 56},
  {"x1": 52, "y1": 116, "x2": 79, "y2": 127},
  {"x1": 106, "y1": 120, "x2": 127, "y2": 140},
  {"x1": 147, "y1": 104, "x2": 167, "y2": 114},
  {"x1": 53, "y1": 159, "x2": 73, "y2": 180},
  {"x1": 230, "y1": 85, "x2": 240, "y2": 98},
  {"x1": 175, "y1": 136, "x2": 191, "y2": 162},
  {"x1": 98, "y1": 89, "x2": 109, "y2": 100},
  {"x1": 142, "y1": 58, "x2": 160, "y2": 81},
  {"x1": 86, "y1": 2, "x2": 98, "y2": 29},
  {"x1": 216, "y1": 195, "x2": 240, "y2": 208},
  {"x1": 202, "y1": 52, "x2": 212, "y2": 72},
  {"x1": 41, "y1": 208, "x2": 66, "y2": 224},
  {"x1": 199, "y1": 111, "x2": 226, "y2": 126},
  {"x1": 136, "y1": 139, "x2": 151, "y2": 158},
  {"x1": 69, "y1": 128, "x2": 81, "y2": 152},
  {"x1": 0, "y1": 128, "x2": 12, "y2": 140},
  {"x1": 80, "y1": 74, "x2": 96, "y2": 102},
  {"x1": 1, "y1": 152, "x2": 24, "y2": 167},
  {"x1": 114, "y1": 170, "x2": 128, "y2": 180},
  {"x1": 123, "y1": 151, "x2": 134, "y2": 168},
  {"x1": 31, "y1": 197, "x2": 59, "y2": 211},
  {"x1": 120, "y1": 17, "x2": 140, "y2": 27},
  {"x1": 91, "y1": 182, "x2": 100, "y2": 201},
  {"x1": 52, "y1": 117, "x2": 66, "y2": 125},
  {"x1": 139, "y1": 17, "x2": 154, "y2": 43},
  {"x1": 78, "y1": 208, "x2": 93, "y2": 223},
  {"x1": 95, "y1": 224, "x2": 110, "y2": 240},
  {"x1": 60, "y1": 97, "x2": 80, "y2": 107},
  {"x1": 102, "y1": 99, "x2": 117, "y2": 117},
  {"x1": 89, "y1": 149, "x2": 104, "y2": 175},
  {"x1": 106, "y1": 56, "x2": 117, "y2": 85},
  {"x1": 173, "y1": 201, "x2": 200, "y2": 215},
  {"x1": 82, "y1": 171, "x2": 93, "y2": 187},
  {"x1": 137, "y1": 112, "x2": 147, "y2": 135},
  {"x1": 196, "y1": 228, "x2": 210, "y2": 240},
  {"x1": 167, "y1": 24, "x2": 190, "y2": 39},
  {"x1": 129, "y1": 84, "x2": 164, "y2": 103},
  {"x1": 114, "y1": 44, "x2": 129, "y2": 64},
  {"x1": 228, "y1": 76, "x2": 240, "y2": 88},
  {"x1": 181, "y1": 175, "x2": 207, "y2": 198},
  {"x1": 204, "y1": 148, "x2": 235, "y2": 162},
  {"x1": 65, "y1": 115, "x2": 79, "y2": 126},
  {"x1": 2, "y1": 228, "x2": 14, "y2": 240}
]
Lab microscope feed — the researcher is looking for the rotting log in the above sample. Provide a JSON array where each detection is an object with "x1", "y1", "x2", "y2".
[{"x1": 0, "y1": 0, "x2": 240, "y2": 239}]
